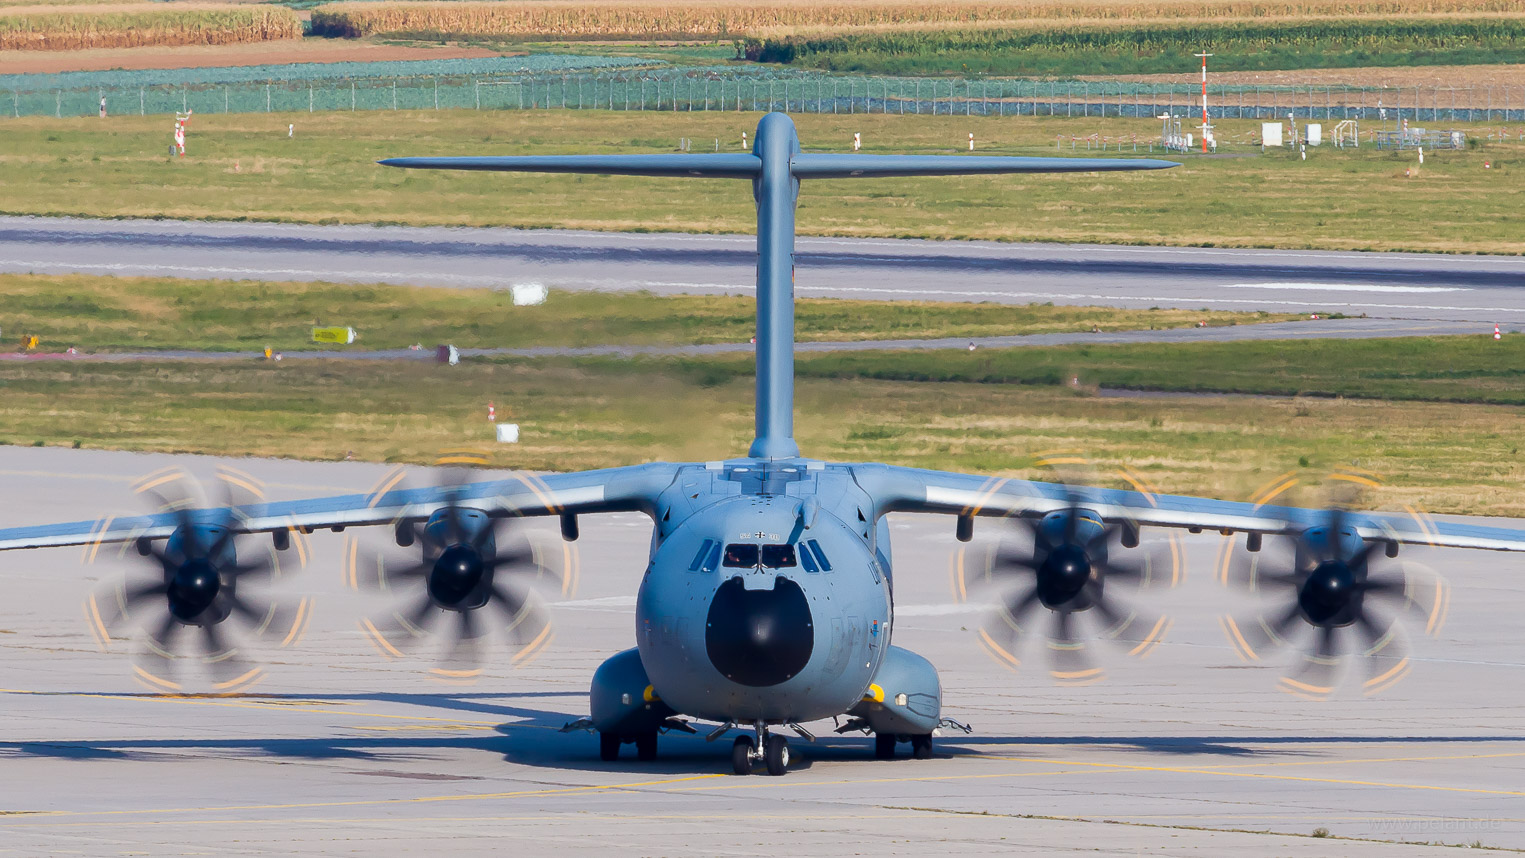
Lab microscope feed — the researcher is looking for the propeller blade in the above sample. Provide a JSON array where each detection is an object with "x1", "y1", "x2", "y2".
[
  {"x1": 1090, "y1": 585, "x2": 1172, "y2": 659},
  {"x1": 1221, "y1": 602, "x2": 1302, "y2": 662},
  {"x1": 131, "y1": 612, "x2": 183, "y2": 693},
  {"x1": 493, "y1": 530, "x2": 537, "y2": 570},
  {"x1": 1325, "y1": 508, "x2": 1348, "y2": 563},
  {"x1": 1368, "y1": 565, "x2": 1451, "y2": 638},
  {"x1": 1222, "y1": 542, "x2": 1301, "y2": 594},
  {"x1": 488, "y1": 581, "x2": 554, "y2": 665},
  {"x1": 226, "y1": 592, "x2": 313, "y2": 649},
  {"x1": 433, "y1": 609, "x2": 491, "y2": 682},
  {"x1": 226, "y1": 544, "x2": 281, "y2": 583},
  {"x1": 344, "y1": 535, "x2": 432, "y2": 592},
  {"x1": 84, "y1": 577, "x2": 168, "y2": 646},
  {"x1": 445, "y1": 504, "x2": 467, "y2": 546},
  {"x1": 360, "y1": 595, "x2": 440, "y2": 660},
  {"x1": 1047, "y1": 610, "x2": 1104, "y2": 686},
  {"x1": 975, "y1": 585, "x2": 1041, "y2": 671},
  {"x1": 1354, "y1": 609, "x2": 1410, "y2": 696},
  {"x1": 1347, "y1": 540, "x2": 1379, "y2": 577},
  {"x1": 1279, "y1": 624, "x2": 1341, "y2": 701},
  {"x1": 199, "y1": 623, "x2": 265, "y2": 693}
]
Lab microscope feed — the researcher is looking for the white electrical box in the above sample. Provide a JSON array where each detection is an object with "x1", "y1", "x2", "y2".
[
  {"x1": 511, "y1": 283, "x2": 548, "y2": 306},
  {"x1": 1307, "y1": 124, "x2": 1323, "y2": 146},
  {"x1": 496, "y1": 423, "x2": 520, "y2": 443},
  {"x1": 1261, "y1": 122, "x2": 1284, "y2": 147}
]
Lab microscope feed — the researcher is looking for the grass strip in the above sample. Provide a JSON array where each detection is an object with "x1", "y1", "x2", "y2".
[
  {"x1": 2, "y1": 337, "x2": 1524, "y2": 514},
  {"x1": 0, "y1": 112, "x2": 1521, "y2": 255},
  {"x1": 0, "y1": 273, "x2": 1288, "y2": 353}
]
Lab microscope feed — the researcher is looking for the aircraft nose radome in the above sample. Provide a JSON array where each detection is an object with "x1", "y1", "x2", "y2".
[{"x1": 705, "y1": 576, "x2": 814, "y2": 687}]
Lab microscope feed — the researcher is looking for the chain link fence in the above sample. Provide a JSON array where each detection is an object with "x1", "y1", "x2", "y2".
[{"x1": 8, "y1": 69, "x2": 1525, "y2": 123}]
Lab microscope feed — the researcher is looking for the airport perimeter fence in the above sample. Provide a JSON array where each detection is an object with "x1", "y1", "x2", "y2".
[{"x1": 7, "y1": 68, "x2": 1525, "y2": 124}]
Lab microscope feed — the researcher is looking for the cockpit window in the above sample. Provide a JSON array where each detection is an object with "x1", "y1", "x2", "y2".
[
  {"x1": 722, "y1": 543, "x2": 759, "y2": 568},
  {"x1": 807, "y1": 539, "x2": 833, "y2": 572},
  {"x1": 761, "y1": 544, "x2": 797, "y2": 568},
  {"x1": 689, "y1": 539, "x2": 714, "y2": 571},
  {"x1": 798, "y1": 543, "x2": 819, "y2": 573}
]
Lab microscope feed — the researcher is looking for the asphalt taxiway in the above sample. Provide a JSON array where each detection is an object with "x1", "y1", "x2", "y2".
[
  {"x1": 3, "y1": 217, "x2": 1523, "y2": 324},
  {"x1": 1, "y1": 447, "x2": 1522, "y2": 856}
]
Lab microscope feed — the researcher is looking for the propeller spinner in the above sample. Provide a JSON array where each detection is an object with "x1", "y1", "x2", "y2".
[
  {"x1": 84, "y1": 467, "x2": 311, "y2": 693},
  {"x1": 1218, "y1": 469, "x2": 1451, "y2": 700},
  {"x1": 954, "y1": 456, "x2": 1181, "y2": 685},
  {"x1": 346, "y1": 467, "x2": 576, "y2": 682}
]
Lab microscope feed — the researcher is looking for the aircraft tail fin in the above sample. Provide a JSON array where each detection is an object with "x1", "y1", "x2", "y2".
[{"x1": 381, "y1": 114, "x2": 1178, "y2": 461}]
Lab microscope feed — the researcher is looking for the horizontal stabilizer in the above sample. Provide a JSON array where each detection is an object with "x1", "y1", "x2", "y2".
[
  {"x1": 381, "y1": 153, "x2": 1177, "y2": 180},
  {"x1": 789, "y1": 153, "x2": 1178, "y2": 178},
  {"x1": 379, "y1": 154, "x2": 761, "y2": 179}
]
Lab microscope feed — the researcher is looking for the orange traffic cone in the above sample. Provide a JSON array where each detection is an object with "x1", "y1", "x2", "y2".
[
  {"x1": 488, "y1": 402, "x2": 497, "y2": 422},
  {"x1": 1494, "y1": 324, "x2": 1502, "y2": 341}
]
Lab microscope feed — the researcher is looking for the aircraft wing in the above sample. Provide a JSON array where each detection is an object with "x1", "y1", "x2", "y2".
[
  {"x1": 0, "y1": 464, "x2": 679, "y2": 552},
  {"x1": 852, "y1": 463, "x2": 1525, "y2": 552}
]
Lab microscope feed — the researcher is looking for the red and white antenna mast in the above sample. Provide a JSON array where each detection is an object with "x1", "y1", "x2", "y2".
[{"x1": 1195, "y1": 51, "x2": 1212, "y2": 153}]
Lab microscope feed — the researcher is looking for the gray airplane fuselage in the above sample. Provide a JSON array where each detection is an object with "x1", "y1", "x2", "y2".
[{"x1": 627, "y1": 458, "x2": 896, "y2": 725}]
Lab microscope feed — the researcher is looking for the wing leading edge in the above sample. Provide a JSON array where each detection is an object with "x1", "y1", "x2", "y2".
[
  {"x1": 852, "y1": 463, "x2": 1525, "y2": 553},
  {"x1": 0, "y1": 463, "x2": 680, "y2": 553}
]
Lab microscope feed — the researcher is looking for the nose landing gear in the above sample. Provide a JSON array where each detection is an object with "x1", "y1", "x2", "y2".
[
  {"x1": 598, "y1": 730, "x2": 659, "y2": 762},
  {"x1": 873, "y1": 732, "x2": 935, "y2": 760},
  {"x1": 732, "y1": 721, "x2": 791, "y2": 776}
]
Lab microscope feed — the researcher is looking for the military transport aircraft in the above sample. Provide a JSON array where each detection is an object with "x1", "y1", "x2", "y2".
[{"x1": 1, "y1": 112, "x2": 1521, "y2": 777}]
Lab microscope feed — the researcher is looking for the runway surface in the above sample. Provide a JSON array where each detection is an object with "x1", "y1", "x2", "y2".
[
  {"x1": 2, "y1": 447, "x2": 1523, "y2": 856},
  {"x1": 4, "y1": 216, "x2": 1524, "y2": 324}
]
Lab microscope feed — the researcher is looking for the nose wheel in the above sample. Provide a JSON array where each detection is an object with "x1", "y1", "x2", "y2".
[
  {"x1": 732, "y1": 723, "x2": 791, "y2": 776},
  {"x1": 765, "y1": 734, "x2": 790, "y2": 775}
]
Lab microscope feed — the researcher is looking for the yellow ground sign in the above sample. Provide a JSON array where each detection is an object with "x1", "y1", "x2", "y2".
[{"x1": 311, "y1": 326, "x2": 356, "y2": 345}]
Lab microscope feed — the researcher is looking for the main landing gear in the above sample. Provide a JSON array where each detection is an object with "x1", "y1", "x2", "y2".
[
  {"x1": 732, "y1": 721, "x2": 790, "y2": 776},
  {"x1": 874, "y1": 732, "x2": 934, "y2": 760}
]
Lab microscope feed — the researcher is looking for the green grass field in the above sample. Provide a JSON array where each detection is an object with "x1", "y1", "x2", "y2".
[
  {"x1": 3, "y1": 336, "x2": 1524, "y2": 515},
  {"x1": 0, "y1": 111, "x2": 1519, "y2": 254},
  {"x1": 0, "y1": 273, "x2": 1289, "y2": 353}
]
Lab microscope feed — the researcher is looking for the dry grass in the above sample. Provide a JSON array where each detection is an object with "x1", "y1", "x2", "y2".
[
  {"x1": 3, "y1": 357, "x2": 1523, "y2": 516},
  {"x1": 310, "y1": 0, "x2": 1520, "y2": 39},
  {"x1": 1, "y1": 111, "x2": 1521, "y2": 254},
  {"x1": 0, "y1": 4, "x2": 300, "y2": 51},
  {"x1": 0, "y1": 273, "x2": 1290, "y2": 353}
]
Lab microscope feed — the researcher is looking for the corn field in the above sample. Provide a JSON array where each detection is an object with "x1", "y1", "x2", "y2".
[
  {"x1": 309, "y1": 0, "x2": 1523, "y2": 40},
  {"x1": 0, "y1": 6, "x2": 301, "y2": 52},
  {"x1": 749, "y1": 17, "x2": 1525, "y2": 75}
]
